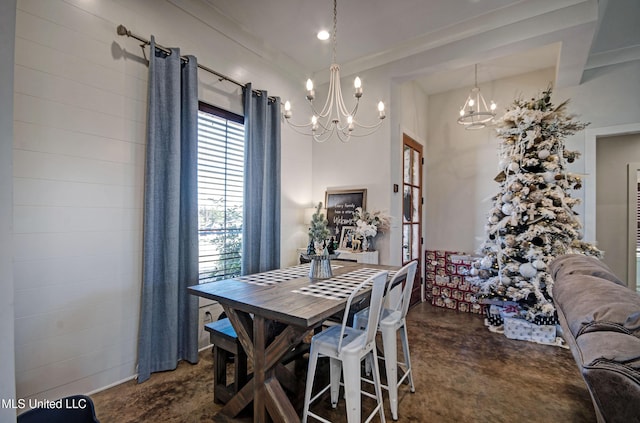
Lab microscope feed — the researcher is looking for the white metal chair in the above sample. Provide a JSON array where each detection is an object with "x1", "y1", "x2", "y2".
[
  {"x1": 302, "y1": 271, "x2": 389, "y2": 423},
  {"x1": 353, "y1": 261, "x2": 418, "y2": 421}
]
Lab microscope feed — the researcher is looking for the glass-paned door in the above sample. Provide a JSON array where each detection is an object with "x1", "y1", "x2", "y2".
[{"x1": 402, "y1": 134, "x2": 423, "y2": 305}]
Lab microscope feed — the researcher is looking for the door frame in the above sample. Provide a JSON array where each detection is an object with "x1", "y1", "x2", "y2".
[{"x1": 402, "y1": 133, "x2": 423, "y2": 305}]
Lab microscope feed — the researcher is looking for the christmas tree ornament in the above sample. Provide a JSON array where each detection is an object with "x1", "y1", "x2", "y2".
[
  {"x1": 501, "y1": 203, "x2": 514, "y2": 216},
  {"x1": 518, "y1": 263, "x2": 538, "y2": 279},
  {"x1": 480, "y1": 256, "x2": 493, "y2": 269},
  {"x1": 538, "y1": 149, "x2": 550, "y2": 160},
  {"x1": 543, "y1": 172, "x2": 556, "y2": 183},
  {"x1": 510, "y1": 181, "x2": 523, "y2": 192},
  {"x1": 533, "y1": 259, "x2": 546, "y2": 270}
]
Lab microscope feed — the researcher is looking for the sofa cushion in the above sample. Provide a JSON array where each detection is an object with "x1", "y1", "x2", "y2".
[
  {"x1": 553, "y1": 274, "x2": 640, "y2": 338},
  {"x1": 575, "y1": 332, "x2": 640, "y2": 423},
  {"x1": 549, "y1": 254, "x2": 626, "y2": 286},
  {"x1": 576, "y1": 331, "x2": 640, "y2": 369}
]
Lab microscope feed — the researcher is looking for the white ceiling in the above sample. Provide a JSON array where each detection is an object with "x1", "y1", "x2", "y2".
[{"x1": 198, "y1": 0, "x2": 640, "y2": 94}]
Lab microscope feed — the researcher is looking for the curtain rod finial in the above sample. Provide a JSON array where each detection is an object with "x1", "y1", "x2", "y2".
[{"x1": 117, "y1": 25, "x2": 129, "y2": 36}]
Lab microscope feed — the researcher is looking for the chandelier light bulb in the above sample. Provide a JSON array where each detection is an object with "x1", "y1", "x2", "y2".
[
  {"x1": 490, "y1": 101, "x2": 497, "y2": 111},
  {"x1": 354, "y1": 77, "x2": 363, "y2": 98},
  {"x1": 306, "y1": 79, "x2": 315, "y2": 100},
  {"x1": 284, "y1": 100, "x2": 292, "y2": 118},
  {"x1": 378, "y1": 101, "x2": 386, "y2": 118},
  {"x1": 469, "y1": 98, "x2": 475, "y2": 107}
]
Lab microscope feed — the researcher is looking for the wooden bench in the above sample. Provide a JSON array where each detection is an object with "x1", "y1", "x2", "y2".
[{"x1": 204, "y1": 318, "x2": 248, "y2": 405}]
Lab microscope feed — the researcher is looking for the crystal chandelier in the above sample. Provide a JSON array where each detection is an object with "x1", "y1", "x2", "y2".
[
  {"x1": 457, "y1": 64, "x2": 496, "y2": 130},
  {"x1": 283, "y1": 0, "x2": 385, "y2": 143}
]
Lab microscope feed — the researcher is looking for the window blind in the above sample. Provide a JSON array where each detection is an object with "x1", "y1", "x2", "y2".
[{"x1": 197, "y1": 108, "x2": 245, "y2": 283}]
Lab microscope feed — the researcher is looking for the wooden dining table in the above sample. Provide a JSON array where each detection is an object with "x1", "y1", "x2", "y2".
[{"x1": 188, "y1": 261, "x2": 399, "y2": 423}]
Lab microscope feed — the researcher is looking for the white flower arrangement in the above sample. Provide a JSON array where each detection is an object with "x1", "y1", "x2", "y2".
[{"x1": 352, "y1": 207, "x2": 391, "y2": 239}]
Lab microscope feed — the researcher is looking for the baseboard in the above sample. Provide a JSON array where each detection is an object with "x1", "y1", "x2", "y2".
[{"x1": 85, "y1": 374, "x2": 137, "y2": 396}]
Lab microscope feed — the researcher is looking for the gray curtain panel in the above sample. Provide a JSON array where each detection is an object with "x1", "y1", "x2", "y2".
[
  {"x1": 137, "y1": 37, "x2": 199, "y2": 383},
  {"x1": 242, "y1": 84, "x2": 281, "y2": 275}
]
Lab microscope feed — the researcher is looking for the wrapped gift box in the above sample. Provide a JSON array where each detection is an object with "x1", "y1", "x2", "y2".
[
  {"x1": 531, "y1": 323, "x2": 556, "y2": 343},
  {"x1": 485, "y1": 305, "x2": 504, "y2": 326},
  {"x1": 425, "y1": 249, "x2": 484, "y2": 316},
  {"x1": 504, "y1": 317, "x2": 556, "y2": 343}
]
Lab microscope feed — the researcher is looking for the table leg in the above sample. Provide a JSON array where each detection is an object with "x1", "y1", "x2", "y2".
[
  {"x1": 219, "y1": 305, "x2": 312, "y2": 422},
  {"x1": 254, "y1": 315, "x2": 267, "y2": 423}
]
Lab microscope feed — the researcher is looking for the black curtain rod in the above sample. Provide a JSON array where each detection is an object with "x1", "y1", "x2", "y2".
[{"x1": 116, "y1": 24, "x2": 277, "y2": 102}]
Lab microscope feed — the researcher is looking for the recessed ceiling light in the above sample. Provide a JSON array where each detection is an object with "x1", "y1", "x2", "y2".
[{"x1": 317, "y1": 30, "x2": 330, "y2": 41}]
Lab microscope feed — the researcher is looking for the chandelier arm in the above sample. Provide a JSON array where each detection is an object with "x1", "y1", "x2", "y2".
[
  {"x1": 285, "y1": 120, "x2": 314, "y2": 129},
  {"x1": 351, "y1": 119, "x2": 385, "y2": 130},
  {"x1": 315, "y1": 118, "x2": 336, "y2": 133},
  {"x1": 285, "y1": 122, "x2": 316, "y2": 135},
  {"x1": 313, "y1": 126, "x2": 337, "y2": 143},
  {"x1": 479, "y1": 93, "x2": 491, "y2": 113},
  {"x1": 336, "y1": 127, "x2": 352, "y2": 143},
  {"x1": 345, "y1": 99, "x2": 359, "y2": 120},
  {"x1": 316, "y1": 65, "x2": 338, "y2": 118},
  {"x1": 332, "y1": 68, "x2": 352, "y2": 121},
  {"x1": 309, "y1": 101, "x2": 330, "y2": 120}
]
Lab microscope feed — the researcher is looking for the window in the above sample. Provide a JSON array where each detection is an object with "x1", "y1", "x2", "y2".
[{"x1": 197, "y1": 102, "x2": 244, "y2": 283}]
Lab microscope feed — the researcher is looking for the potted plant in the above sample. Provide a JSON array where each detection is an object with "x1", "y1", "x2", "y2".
[{"x1": 305, "y1": 202, "x2": 339, "y2": 279}]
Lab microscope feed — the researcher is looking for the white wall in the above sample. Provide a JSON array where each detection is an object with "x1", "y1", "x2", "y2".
[
  {"x1": 12, "y1": 0, "x2": 310, "y2": 402},
  {"x1": 1, "y1": 1, "x2": 17, "y2": 422}
]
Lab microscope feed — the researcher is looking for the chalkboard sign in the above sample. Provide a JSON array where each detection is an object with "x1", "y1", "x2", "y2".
[{"x1": 325, "y1": 189, "x2": 367, "y2": 240}]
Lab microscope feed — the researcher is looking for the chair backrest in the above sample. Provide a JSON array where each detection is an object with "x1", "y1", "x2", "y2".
[
  {"x1": 386, "y1": 260, "x2": 418, "y2": 319},
  {"x1": 337, "y1": 270, "x2": 389, "y2": 353}
]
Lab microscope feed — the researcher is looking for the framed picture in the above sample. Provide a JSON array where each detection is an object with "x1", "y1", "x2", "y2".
[
  {"x1": 339, "y1": 226, "x2": 356, "y2": 250},
  {"x1": 325, "y1": 188, "x2": 367, "y2": 240}
]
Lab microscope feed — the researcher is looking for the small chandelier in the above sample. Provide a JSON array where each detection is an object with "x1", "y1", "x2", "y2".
[
  {"x1": 283, "y1": 0, "x2": 385, "y2": 143},
  {"x1": 457, "y1": 64, "x2": 496, "y2": 130}
]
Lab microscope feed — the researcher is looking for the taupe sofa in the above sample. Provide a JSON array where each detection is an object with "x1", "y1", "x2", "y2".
[{"x1": 549, "y1": 254, "x2": 640, "y2": 423}]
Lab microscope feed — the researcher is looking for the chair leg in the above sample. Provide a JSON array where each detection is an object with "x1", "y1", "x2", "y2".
[
  {"x1": 329, "y1": 357, "x2": 342, "y2": 407},
  {"x1": 400, "y1": 323, "x2": 415, "y2": 393},
  {"x1": 370, "y1": 350, "x2": 387, "y2": 423},
  {"x1": 381, "y1": 327, "x2": 399, "y2": 420},
  {"x1": 342, "y1": 355, "x2": 362, "y2": 423},
  {"x1": 302, "y1": 347, "x2": 319, "y2": 423}
]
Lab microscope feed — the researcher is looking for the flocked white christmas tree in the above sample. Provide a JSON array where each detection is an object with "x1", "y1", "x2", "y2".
[{"x1": 469, "y1": 86, "x2": 602, "y2": 322}]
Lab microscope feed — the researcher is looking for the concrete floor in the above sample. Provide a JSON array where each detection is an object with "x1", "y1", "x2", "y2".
[{"x1": 91, "y1": 302, "x2": 596, "y2": 422}]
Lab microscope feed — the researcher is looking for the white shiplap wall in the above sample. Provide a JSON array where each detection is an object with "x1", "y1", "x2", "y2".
[
  {"x1": 12, "y1": 0, "x2": 312, "y2": 401},
  {"x1": 13, "y1": 0, "x2": 146, "y2": 401}
]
